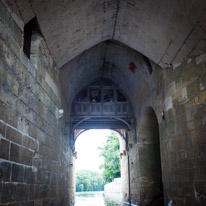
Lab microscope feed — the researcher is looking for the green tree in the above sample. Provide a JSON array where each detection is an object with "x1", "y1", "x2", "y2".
[
  {"x1": 98, "y1": 133, "x2": 121, "y2": 183},
  {"x1": 76, "y1": 170, "x2": 105, "y2": 192},
  {"x1": 84, "y1": 178, "x2": 91, "y2": 191},
  {"x1": 79, "y1": 184, "x2": 84, "y2": 191}
]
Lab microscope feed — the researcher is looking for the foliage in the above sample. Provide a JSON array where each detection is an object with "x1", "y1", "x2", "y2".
[
  {"x1": 98, "y1": 133, "x2": 120, "y2": 183},
  {"x1": 76, "y1": 170, "x2": 105, "y2": 192}
]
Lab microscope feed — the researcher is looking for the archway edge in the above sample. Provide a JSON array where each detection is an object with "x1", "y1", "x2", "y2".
[
  {"x1": 72, "y1": 117, "x2": 132, "y2": 134},
  {"x1": 137, "y1": 105, "x2": 160, "y2": 141},
  {"x1": 74, "y1": 128, "x2": 126, "y2": 145},
  {"x1": 135, "y1": 105, "x2": 164, "y2": 205},
  {"x1": 59, "y1": 39, "x2": 153, "y2": 70}
]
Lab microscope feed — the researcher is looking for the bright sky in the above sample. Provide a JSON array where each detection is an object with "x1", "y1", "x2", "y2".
[{"x1": 75, "y1": 129, "x2": 112, "y2": 173}]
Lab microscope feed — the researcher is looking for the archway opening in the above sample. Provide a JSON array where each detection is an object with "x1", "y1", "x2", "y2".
[
  {"x1": 74, "y1": 129, "x2": 125, "y2": 206},
  {"x1": 70, "y1": 78, "x2": 134, "y2": 205},
  {"x1": 137, "y1": 107, "x2": 164, "y2": 205}
]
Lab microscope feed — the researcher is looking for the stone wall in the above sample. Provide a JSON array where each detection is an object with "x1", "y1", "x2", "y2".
[
  {"x1": 160, "y1": 57, "x2": 206, "y2": 206},
  {"x1": 127, "y1": 56, "x2": 206, "y2": 206},
  {"x1": 104, "y1": 178, "x2": 122, "y2": 205},
  {"x1": 126, "y1": 61, "x2": 163, "y2": 206},
  {"x1": 0, "y1": 1, "x2": 74, "y2": 205}
]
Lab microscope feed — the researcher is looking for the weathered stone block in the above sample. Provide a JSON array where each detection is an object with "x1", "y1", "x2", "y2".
[
  {"x1": 36, "y1": 169, "x2": 52, "y2": 185},
  {"x1": 34, "y1": 99, "x2": 44, "y2": 117},
  {"x1": 185, "y1": 107, "x2": 195, "y2": 123},
  {"x1": 7, "y1": 112, "x2": 19, "y2": 128},
  {"x1": 32, "y1": 153, "x2": 43, "y2": 169},
  {"x1": 16, "y1": 183, "x2": 30, "y2": 202},
  {"x1": 194, "y1": 91, "x2": 206, "y2": 107},
  {"x1": 187, "y1": 80, "x2": 200, "y2": 99},
  {"x1": 39, "y1": 143, "x2": 46, "y2": 156},
  {"x1": 200, "y1": 82, "x2": 206, "y2": 91},
  {"x1": 1, "y1": 183, "x2": 17, "y2": 203},
  {"x1": 24, "y1": 167, "x2": 37, "y2": 184},
  {"x1": 30, "y1": 184, "x2": 39, "y2": 200},
  {"x1": 39, "y1": 184, "x2": 48, "y2": 199},
  {"x1": 0, "y1": 138, "x2": 10, "y2": 160},
  {"x1": 6, "y1": 126, "x2": 22, "y2": 145},
  {"x1": 22, "y1": 135, "x2": 38, "y2": 152},
  {"x1": 11, "y1": 164, "x2": 24, "y2": 183},
  {"x1": 179, "y1": 87, "x2": 188, "y2": 103},
  {"x1": 28, "y1": 123, "x2": 37, "y2": 140},
  {"x1": 22, "y1": 135, "x2": 31, "y2": 148},
  {"x1": 10, "y1": 143, "x2": 33, "y2": 165},
  {"x1": 169, "y1": 135, "x2": 184, "y2": 152},
  {"x1": 0, "y1": 121, "x2": 6, "y2": 137},
  {"x1": 30, "y1": 139, "x2": 38, "y2": 152},
  {"x1": 36, "y1": 169, "x2": 44, "y2": 184},
  {"x1": 12, "y1": 22, "x2": 22, "y2": 47},
  {"x1": 0, "y1": 1, "x2": 9, "y2": 31},
  {"x1": 173, "y1": 100, "x2": 184, "y2": 116},
  {"x1": 10, "y1": 143, "x2": 20, "y2": 163},
  {"x1": 0, "y1": 101, "x2": 9, "y2": 123},
  {"x1": 20, "y1": 147, "x2": 33, "y2": 166},
  {"x1": 0, "y1": 161, "x2": 11, "y2": 181}
]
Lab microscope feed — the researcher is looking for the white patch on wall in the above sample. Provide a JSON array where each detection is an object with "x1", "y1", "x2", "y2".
[
  {"x1": 180, "y1": 87, "x2": 188, "y2": 102},
  {"x1": 56, "y1": 108, "x2": 64, "y2": 119},
  {"x1": 200, "y1": 82, "x2": 206, "y2": 91},
  {"x1": 166, "y1": 82, "x2": 176, "y2": 98},
  {"x1": 30, "y1": 34, "x2": 43, "y2": 69},
  {"x1": 165, "y1": 96, "x2": 172, "y2": 111},
  {"x1": 17, "y1": 117, "x2": 28, "y2": 135},
  {"x1": 172, "y1": 62, "x2": 181, "y2": 70}
]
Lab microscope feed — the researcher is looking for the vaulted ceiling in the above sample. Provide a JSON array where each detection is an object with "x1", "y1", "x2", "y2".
[
  {"x1": 60, "y1": 40, "x2": 156, "y2": 104},
  {"x1": 4, "y1": 0, "x2": 206, "y2": 69}
]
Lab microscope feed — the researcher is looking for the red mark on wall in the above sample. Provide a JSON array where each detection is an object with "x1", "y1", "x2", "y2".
[{"x1": 129, "y1": 61, "x2": 137, "y2": 73}]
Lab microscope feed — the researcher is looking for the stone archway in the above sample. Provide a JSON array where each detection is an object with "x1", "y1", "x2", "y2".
[
  {"x1": 137, "y1": 107, "x2": 164, "y2": 205},
  {"x1": 70, "y1": 78, "x2": 135, "y2": 204}
]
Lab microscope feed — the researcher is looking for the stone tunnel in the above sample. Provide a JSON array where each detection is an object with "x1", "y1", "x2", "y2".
[{"x1": 0, "y1": 0, "x2": 206, "y2": 205}]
